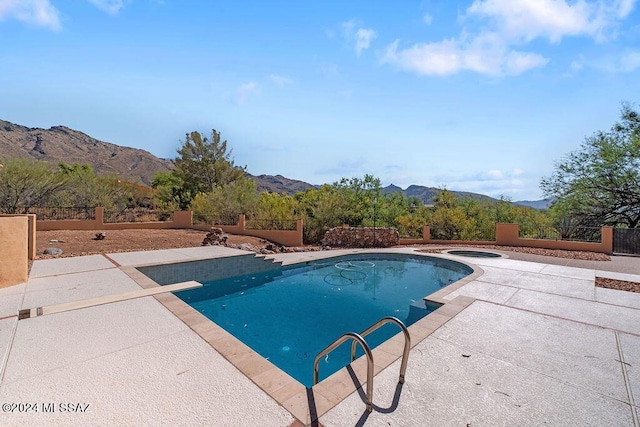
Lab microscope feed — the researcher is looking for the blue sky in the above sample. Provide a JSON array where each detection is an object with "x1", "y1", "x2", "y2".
[{"x1": 1, "y1": 0, "x2": 638, "y2": 200}]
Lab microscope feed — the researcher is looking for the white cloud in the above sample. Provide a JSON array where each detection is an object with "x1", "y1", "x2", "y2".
[
  {"x1": 236, "y1": 81, "x2": 260, "y2": 105},
  {"x1": 438, "y1": 168, "x2": 529, "y2": 197},
  {"x1": 341, "y1": 19, "x2": 355, "y2": 37},
  {"x1": 355, "y1": 28, "x2": 377, "y2": 57},
  {"x1": 616, "y1": 0, "x2": 636, "y2": 18},
  {"x1": 341, "y1": 20, "x2": 376, "y2": 56},
  {"x1": 468, "y1": 0, "x2": 638, "y2": 43},
  {"x1": 570, "y1": 58, "x2": 585, "y2": 73},
  {"x1": 504, "y1": 50, "x2": 550, "y2": 75},
  {"x1": 0, "y1": 0, "x2": 61, "y2": 30},
  {"x1": 467, "y1": 0, "x2": 597, "y2": 43},
  {"x1": 87, "y1": 0, "x2": 124, "y2": 15},
  {"x1": 423, "y1": 13, "x2": 433, "y2": 25},
  {"x1": 382, "y1": 35, "x2": 548, "y2": 77},
  {"x1": 485, "y1": 169, "x2": 504, "y2": 179},
  {"x1": 383, "y1": 0, "x2": 636, "y2": 77}
]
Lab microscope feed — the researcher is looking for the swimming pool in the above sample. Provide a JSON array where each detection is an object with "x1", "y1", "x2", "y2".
[{"x1": 173, "y1": 253, "x2": 472, "y2": 387}]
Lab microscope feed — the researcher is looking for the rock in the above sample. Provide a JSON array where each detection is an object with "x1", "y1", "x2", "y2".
[
  {"x1": 202, "y1": 228, "x2": 229, "y2": 246},
  {"x1": 239, "y1": 243, "x2": 257, "y2": 252},
  {"x1": 94, "y1": 232, "x2": 106, "y2": 240},
  {"x1": 44, "y1": 247, "x2": 63, "y2": 255}
]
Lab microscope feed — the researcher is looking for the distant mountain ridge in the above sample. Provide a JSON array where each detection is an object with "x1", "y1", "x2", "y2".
[
  {"x1": 0, "y1": 119, "x2": 551, "y2": 208},
  {"x1": 0, "y1": 119, "x2": 172, "y2": 184},
  {"x1": 248, "y1": 173, "x2": 315, "y2": 194}
]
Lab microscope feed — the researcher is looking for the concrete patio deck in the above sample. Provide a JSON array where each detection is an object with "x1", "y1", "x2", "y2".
[{"x1": 0, "y1": 246, "x2": 638, "y2": 426}]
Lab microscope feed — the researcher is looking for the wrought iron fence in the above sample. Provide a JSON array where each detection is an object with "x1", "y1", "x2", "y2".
[
  {"x1": 103, "y1": 208, "x2": 174, "y2": 223},
  {"x1": 26, "y1": 206, "x2": 96, "y2": 221},
  {"x1": 398, "y1": 225, "x2": 423, "y2": 239},
  {"x1": 192, "y1": 213, "x2": 239, "y2": 226},
  {"x1": 519, "y1": 226, "x2": 601, "y2": 242},
  {"x1": 246, "y1": 218, "x2": 297, "y2": 231},
  {"x1": 613, "y1": 228, "x2": 640, "y2": 255}
]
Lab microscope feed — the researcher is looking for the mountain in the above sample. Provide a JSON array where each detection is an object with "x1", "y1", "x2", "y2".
[
  {"x1": 383, "y1": 184, "x2": 499, "y2": 205},
  {"x1": 514, "y1": 198, "x2": 553, "y2": 210},
  {"x1": 248, "y1": 173, "x2": 315, "y2": 194},
  {"x1": 0, "y1": 119, "x2": 172, "y2": 184}
]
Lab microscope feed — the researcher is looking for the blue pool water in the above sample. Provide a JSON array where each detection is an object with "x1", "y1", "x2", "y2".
[{"x1": 174, "y1": 253, "x2": 471, "y2": 387}]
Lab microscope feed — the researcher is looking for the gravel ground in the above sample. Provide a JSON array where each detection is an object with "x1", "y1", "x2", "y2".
[
  {"x1": 36, "y1": 230, "x2": 639, "y2": 293},
  {"x1": 595, "y1": 277, "x2": 640, "y2": 293}
]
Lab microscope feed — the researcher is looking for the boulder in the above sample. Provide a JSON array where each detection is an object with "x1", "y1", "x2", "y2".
[
  {"x1": 202, "y1": 227, "x2": 229, "y2": 246},
  {"x1": 44, "y1": 247, "x2": 63, "y2": 255}
]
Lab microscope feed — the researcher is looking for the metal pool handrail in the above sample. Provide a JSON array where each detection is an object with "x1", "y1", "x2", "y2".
[
  {"x1": 350, "y1": 316, "x2": 411, "y2": 384},
  {"x1": 313, "y1": 332, "x2": 374, "y2": 412},
  {"x1": 312, "y1": 317, "x2": 411, "y2": 413}
]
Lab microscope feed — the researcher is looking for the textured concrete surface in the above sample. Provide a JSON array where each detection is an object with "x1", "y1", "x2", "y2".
[
  {"x1": 320, "y1": 337, "x2": 633, "y2": 427},
  {"x1": 0, "y1": 329, "x2": 293, "y2": 426},
  {"x1": 28, "y1": 254, "x2": 114, "y2": 278},
  {"x1": 432, "y1": 302, "x2": 626, "y2": 401},
  {"x1": 1, "y1": 246, "x2": 639, "y2": 426},
  {"x1": 22, "y1": 268, "x2": 141, "y2": 308},
  {"x1": 596, "y1": 286, "x2": 640, "y2": 309},
  {"x1": 507, "y1": 289, "x2": 640, "y2": 335}
]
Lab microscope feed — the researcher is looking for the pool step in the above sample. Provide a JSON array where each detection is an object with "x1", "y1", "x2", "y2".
[{"x1": 254, "y1": 253, "x2": 282, "y2": 264}]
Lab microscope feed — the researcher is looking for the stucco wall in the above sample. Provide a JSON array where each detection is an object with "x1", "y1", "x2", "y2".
[
  {"x1": 0, "y1": 216, "x2": 29, "y2": 287},
  {"x1": 398, "y1": 224, "x2": 613, "y2": 254},
  {"x1": 37, "y1": 211, "x2": 304, "y2": 247}
]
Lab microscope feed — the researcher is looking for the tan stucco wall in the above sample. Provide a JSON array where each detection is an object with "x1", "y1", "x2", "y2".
[
  {"x1": 217, "y1": 217, "x2": 304, "y2": 247},
  {"x1": 0, "y1": 216, "x2": 29, "y2": 287},
  {"x1": 401, "y1": 224, "x2": 613, "y2": 254},
  {"x1": 37, "y1": 211, "x2": 305, "y2": 247},
  {"x1": 496, "y1": 223, "x2": 613, "y2": 254},
  {"x1": 37, "y1": 208, "x2": 191, "y2": 231}
]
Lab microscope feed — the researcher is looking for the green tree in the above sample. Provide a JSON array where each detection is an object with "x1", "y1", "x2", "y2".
[
  {"x1": 53, "y1": 163, "x2": 101, "y2": 207},
  {"x1": 0, "y1": 157, "x2": 68, "y2": 213},
  {"x1": 295, "y1": 185, "x2": 347, "y2": 243},
  {"x1": 151, "y1": 171, "x2": 191, "y2": 211},
  {"x1": 53, "y1": 162, "x2": 156, "y2": 214},
  {"x1": 430, "y1": 190, "x2": 475, "y2": 239},
  {"x1": 541, "y1": 103, "x2": 640, "y2": 228},
  {"x1": 333, "y1": 174, "x2": 381, "y2": 226},
  {"x1": 190, "y1": 177, "x2": 258, "y2": 224},
  {"x1": 174, "y1": 130, "x2": 246, "y2": 199},
  {"x1": 254, "y1": 192, "x2": 301, "y2": 229}
]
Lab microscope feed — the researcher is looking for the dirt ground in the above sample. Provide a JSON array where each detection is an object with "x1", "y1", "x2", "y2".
[
  {"x1": 35, "y1": 229, "x2": 639, "y2": 293},
  {"x1": 36, "y1": 229, "x2": 267, "y2": 259}
]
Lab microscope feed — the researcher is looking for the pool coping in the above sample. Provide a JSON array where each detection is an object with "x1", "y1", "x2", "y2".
[{"x1": 121, "y1": 250, "x2": 483, "y2": 425}]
